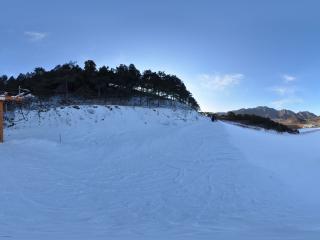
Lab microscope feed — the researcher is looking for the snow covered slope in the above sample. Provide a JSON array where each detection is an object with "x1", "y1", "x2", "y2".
[{"x1": 1, "y1": 105, "x2": 320, "y2": 240}]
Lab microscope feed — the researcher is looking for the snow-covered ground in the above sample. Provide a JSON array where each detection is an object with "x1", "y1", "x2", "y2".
[{"x1": 1, "y1": 105, "x2": 320, "y2": 240}]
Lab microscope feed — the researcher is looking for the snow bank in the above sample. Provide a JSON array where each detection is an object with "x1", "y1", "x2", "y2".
[{"x1": 1, "y1": 105, "x2": 320, "y2": 239}]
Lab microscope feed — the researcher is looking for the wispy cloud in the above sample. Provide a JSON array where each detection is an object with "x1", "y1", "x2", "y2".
[
  {"x1": 270, "y1": 74, "x2": 303, "y2": 108},
  {"x1": 271, "y1": 97, "x2": 303, "y2": 109},
  {"x1": 270, "y1": 86, "x2": 297, "y2": 96},
  {"x1": 24, "y1": 31, "x2": 48, "y2": 41},
  {"x1": 198, "y1": 73, "x2": 244, "y2": 90},
  {"x1": 282, "y1": 74, "x2": 296, "y2": 83}
]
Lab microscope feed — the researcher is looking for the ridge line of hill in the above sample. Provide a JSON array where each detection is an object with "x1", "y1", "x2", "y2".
[{"x1": 215, "y1": 106, "x2": 320, "y2": 129}]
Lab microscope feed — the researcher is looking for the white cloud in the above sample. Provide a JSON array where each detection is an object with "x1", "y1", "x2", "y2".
[
  {"x1": 24, "y1": 31, "x2": 48, "y2": 41},
  {"x1": 199, "y1": 73, "x2": 243, "y2": 90},
  {"x1": 269, "y1": 73, "x2": 303, "y2": 108},
  {"x1": 271, "y1": 86, "x2": 296, "y2": 96},
  {"x1": 270, "y1": 81, "x2": 303, "y2": 108},
  {"x1": 270, "y1": 74, "x2": 303, "y2": 108},
  {"x1": 271, "y1": 97, "x2": 303, "y2": 109},
  {"x1": 282, "y1": 74, "x2": 296, "y2": 83}
]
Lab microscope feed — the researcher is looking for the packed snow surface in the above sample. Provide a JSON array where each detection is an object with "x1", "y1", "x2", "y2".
[{"x1": 1, "y1": 105, "x2": 320, "y2": 240}]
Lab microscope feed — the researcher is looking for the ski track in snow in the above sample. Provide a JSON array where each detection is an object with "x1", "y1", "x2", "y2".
[{"x1": 0, "y1": 105, "x2": 320, "y2": 239}]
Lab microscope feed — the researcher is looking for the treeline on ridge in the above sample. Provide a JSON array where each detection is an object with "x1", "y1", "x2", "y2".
[
  {"x1": 208, "y1": 112, "x2": 299, "y2": 134},
  {"x1": 0, "y1": 60, "x2": 199, "y2": 110}
]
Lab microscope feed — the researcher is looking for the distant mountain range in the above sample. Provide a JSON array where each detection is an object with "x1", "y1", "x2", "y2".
[{"x1": 218, "y1": 106, "x2": 320, "y2": 128}]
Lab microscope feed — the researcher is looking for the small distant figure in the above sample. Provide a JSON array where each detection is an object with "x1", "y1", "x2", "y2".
[{"x1": 211, "y1": 115, "x2": 216, "y2": 122}]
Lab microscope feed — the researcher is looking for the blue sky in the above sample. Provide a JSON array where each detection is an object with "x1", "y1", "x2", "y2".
[{"x1": 1, "y1": 0, "x2": 320, "y2": 114}]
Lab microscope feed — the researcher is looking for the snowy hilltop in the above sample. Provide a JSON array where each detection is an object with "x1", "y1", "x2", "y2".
[{"x1": 1, "y1": 105, "x2": 320, "y2": 240}]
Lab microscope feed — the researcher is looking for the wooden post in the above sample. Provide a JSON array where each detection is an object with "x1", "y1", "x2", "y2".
[
  {"x1": 0, "y1": 95, "x2": 23, "y2": 143},
  {"x1": 0, "y1": 101, "x2": 3, "y2": 143}
]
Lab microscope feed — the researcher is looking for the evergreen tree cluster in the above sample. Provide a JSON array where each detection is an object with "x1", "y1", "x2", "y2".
[{"x1": 0, "y1": 60, "x2": 200, "y2": 110}]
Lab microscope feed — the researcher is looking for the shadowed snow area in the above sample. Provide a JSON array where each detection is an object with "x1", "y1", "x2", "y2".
[{"x1": 1, "y1": 106, "x2": 320, "y2": 240}]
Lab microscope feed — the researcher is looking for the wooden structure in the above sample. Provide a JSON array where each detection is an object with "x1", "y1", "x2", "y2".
[{"x1": 0, "y1": 94, "x2": 23, "y2": 143}]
